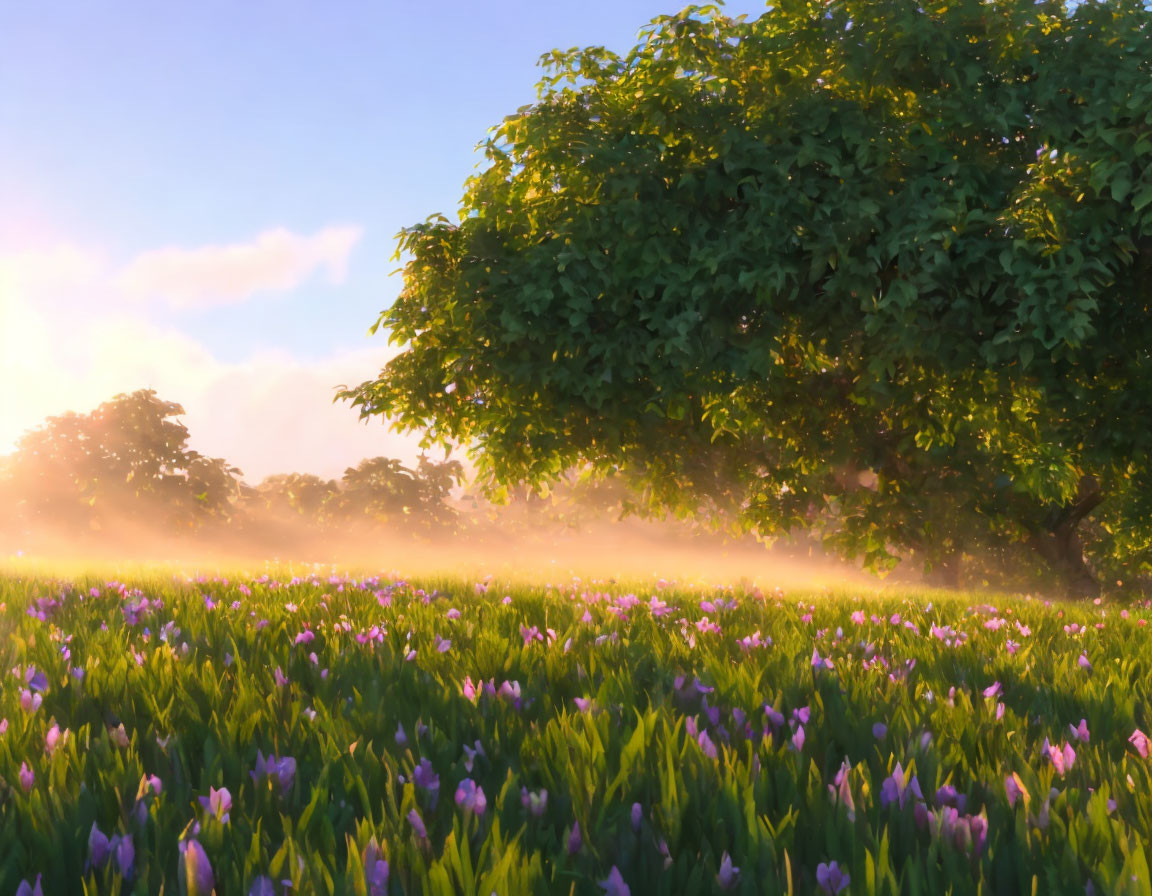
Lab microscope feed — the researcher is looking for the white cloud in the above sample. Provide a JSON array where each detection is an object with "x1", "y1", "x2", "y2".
[
  {"x1": 117, "y1": 225, "x2": 363, "y2": 309},
  {"x1": 0, "y1": 234, "x2": 425, "y2": 483}
]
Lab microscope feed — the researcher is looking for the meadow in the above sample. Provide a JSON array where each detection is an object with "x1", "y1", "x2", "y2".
[{"x1": 1, "y1": 569, "x2": 1150, "y2": 895}]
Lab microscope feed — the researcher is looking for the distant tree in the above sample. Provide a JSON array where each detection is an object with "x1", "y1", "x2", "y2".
[
  {"x1": 343, "y1": 0, "x2": 1152, "y2": 594},
  {"x1": 327, "y1": 456, "x2": 465, "y2": 532},
  {"x1": 5, "y1": 390, "x2": 241, "y2": 530},
  {"x1": 253, "y1": 473, "x2": 339, "y2": 519}
]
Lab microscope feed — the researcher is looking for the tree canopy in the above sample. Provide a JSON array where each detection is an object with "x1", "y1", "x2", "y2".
[
  {"x1": 344, "y1": 0, "x2": 1152, "y2": 593},
  {"x1": 2, "y1": 390, "x2": 241, "y2": 530}
]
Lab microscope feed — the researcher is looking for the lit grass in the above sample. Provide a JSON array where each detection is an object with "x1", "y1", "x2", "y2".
[{"x1": 0, "y1": 570, "x2": 1149, "y2": 895}]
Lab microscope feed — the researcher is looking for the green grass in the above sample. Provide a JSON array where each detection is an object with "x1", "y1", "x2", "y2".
[{"x1": 0, "y1": 570, "x2": 1150, "y2": 895}]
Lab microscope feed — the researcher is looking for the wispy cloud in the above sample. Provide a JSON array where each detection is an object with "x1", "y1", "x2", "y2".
[
  {"x1": 117, "y1": 225, "x2": 363, "y2": 309},
  {"x1": 1, "y1": 233, "x2": 419, "y2": 481}
]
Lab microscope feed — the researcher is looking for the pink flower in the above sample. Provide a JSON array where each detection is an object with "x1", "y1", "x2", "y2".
[
  {"x1": 829, "y1": 759, "x2": 856, "y2": 821},
  {"x1": 1043, "y1": 738, "x2": 1076, "y2": 776},
  {"x1": 198, "y1": 786, "x2": 232, "y2": 823},
  {"x1": 1069, "y1": 719, "x2": 1090, "y2": 743},
  {"x1": 454, "y1": 778, "x2": 487, "y2": 815},
  {"x1": 851, "y1": 611, "x2": 865, "y2": 625},
  {"x1": 20, "y1": 690, "x2": 42, "y2": 713},
  {"x1": 45, "y1": 723, "x2": 64, "y2": 755},
  {"x1": 811, "y1": 648, "x2": 834, "y2": 670},
  {"x1": 19, "y1": 761, "x2": 34, "y2": 792},
  {"x1": 1129, "y1": 729, "x2": 1149, "y2": 758},
  {"x1": 982, "y1": 682, "x2": 1002, "y2": 699},
  {"x1": 791, "y1": 725, "x2": 806, "y2": 751},
  {"x1": 599, "y1": 866, "x2": 630, "y2": 896},
  {"x1": 1078, "y1": 654, "x2": 1092, "y2": 671}
]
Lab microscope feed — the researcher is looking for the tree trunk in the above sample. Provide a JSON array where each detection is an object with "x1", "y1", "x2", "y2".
[
  {"x1": 924, "y1": 550, "x2": 963, "y2": 589},
  {"x1": 1030, "y1": 477, "x2": 1104, "y2": 598}
]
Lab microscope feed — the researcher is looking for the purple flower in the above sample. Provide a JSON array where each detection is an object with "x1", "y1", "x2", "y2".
[
  {"x1": 935, "y1": 784, "x2": 967, "y2": 813},
  {"x1": 791, "y1": 725, "x2": 806, "y2": 751},
  {"x1": 88, "y1": 823, "x2": 111, "y2": 869},
  {"x1": 114, "y1": 834, "x2": 135, "y2": 879},
  {"x1": 178, "y1": 839, "x2": 215, "y2": 896},
  {"x1": 568, "y1": 821, "x2": 583, "y2": 855},
  {"x1": 811, "y1": 648, "x2": 834, "y2": 670},
  {"x1": 395, "y1": 722, "x2": 408, "y2": 747},
  {"x1": 198, "y1": 786, "x2": 232, "y2": 823},
  {"x1": 274, "y1": 667, "x2": 288, "y2": 687},
  {"x1": 697, "y1": 729, "x2": 718, "y2": 759},
  {"x1": 1005, "y1": 773, "x2": 1028, "y2": 807},
  {"x1": 248, "y1": 876, "x2": 276, "y2": 896},
  {"x1": 872, "y1": 722, "x2": 887, "y2": 739},
  {"x1": 520, "y1": 786, "x2": 548, "y2": 817},
  {"x1": 251, "y1": 751, "x2": 296, "y2": 793},
  {"x1": 24, "y1": 666, "x2": 49, "y2": 693},
  {"x1": 407, "y1": 807, "x2": 428, "y2": 839},
  {"x1": 1078, "y1": 653, "x2": 1092, "y2": 672},
  {"x1": 454, "y1": 778, "x2": 487, "y2": 816},
  {"x1": 816, "y1": 861, "x2": 850, "y2": 894},
  {"x1": 15, "y1": 875, "x2": 43, "y2": 896},
  {"x1": 434, "y1": 634, "x2": 452, "y2": 653},
  {"x1": 1069, "y1": 719, "x2": 1090, "y2": 743},
  {"x1": 363, "y1": 838, "x2": 389, "y2": 896},
  {"x1": 717, "y1": 852, "x2": 740, "y2": 890},
  {"x1": 19, "y1": 761, "x2": 34, "y2": 793},
  {"x1": 931, "y1": 807, "x2": 989, "y2": 856},
  {"x1": 599, "y1": 866, "x2": 630, "y2": 896},
  {"x1": 20, "y1": 690, "x2": 42, "y2": 714},
  {"x1": 880, "y1": 762, "x2": 923, "y2": 810},
  {"x1": 631, "y1": 802, "x2": 643, "y2": 832}
]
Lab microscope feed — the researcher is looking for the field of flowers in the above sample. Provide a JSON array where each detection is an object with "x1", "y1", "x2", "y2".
[{"x1": 0, "y1": 570, "x2": 1150, "y2": 895}]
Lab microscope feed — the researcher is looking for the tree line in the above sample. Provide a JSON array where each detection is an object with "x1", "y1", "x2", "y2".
[{"x1": 0, "y1": 390, "x2": 465, "y2": 537}]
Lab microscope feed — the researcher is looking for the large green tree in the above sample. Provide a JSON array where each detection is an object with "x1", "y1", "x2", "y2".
[{"x1": 344, "y1": 0, "x2": 1152, "y2": 593}]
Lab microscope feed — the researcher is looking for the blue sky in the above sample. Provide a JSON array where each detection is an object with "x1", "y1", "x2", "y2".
[{"x1": 0, "y1": 0, "x2": 766, "y2": 477}]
